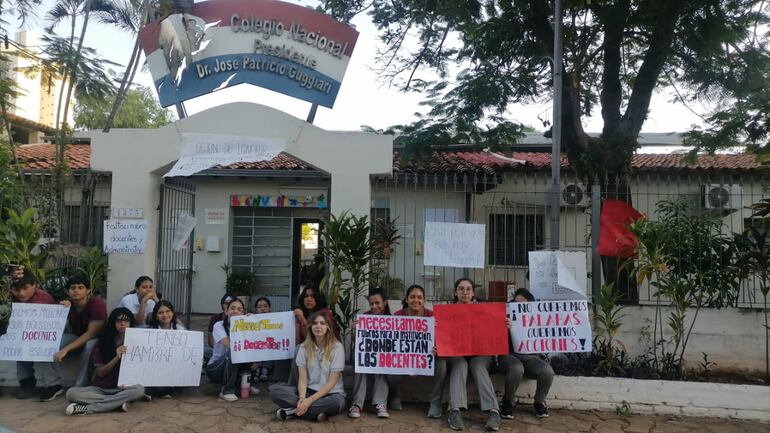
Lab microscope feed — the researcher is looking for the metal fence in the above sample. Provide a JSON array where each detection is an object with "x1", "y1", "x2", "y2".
[{"x1": 371, "y1": 170, "x2": 769, "y2": 308}]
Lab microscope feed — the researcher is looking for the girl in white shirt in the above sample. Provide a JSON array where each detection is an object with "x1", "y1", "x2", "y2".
[
  {"x1": 205, "y1": 298, "x2": 256, "y2": 402},
  {"x1": 269, "y1": 311, "x2": 346, "y2": 422},
  {"x1": 117, "y1": 276, "x2": 158, "y2": 325}
]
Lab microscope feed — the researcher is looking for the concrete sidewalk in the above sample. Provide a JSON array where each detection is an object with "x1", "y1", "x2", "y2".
[{"x1": 0, "y1": 383, "x2": 767, "y2": 433}]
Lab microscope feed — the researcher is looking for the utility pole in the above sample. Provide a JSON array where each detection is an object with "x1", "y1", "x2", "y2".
[{"x1": 549, "y1": 0, "x2": 563, "y2": 250}]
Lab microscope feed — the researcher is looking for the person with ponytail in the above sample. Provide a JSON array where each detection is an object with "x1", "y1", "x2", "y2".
[
  {"x1": 205, "y1": 298, "x2": 258, "y2": 402},
  {"x1": 269, "y1": 311, "x2": 346, "y2": 422}
]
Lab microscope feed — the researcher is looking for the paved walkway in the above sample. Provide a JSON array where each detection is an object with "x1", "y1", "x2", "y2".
[{"x1": 1, "y1": 384, "x2": 767, "y2": 433}]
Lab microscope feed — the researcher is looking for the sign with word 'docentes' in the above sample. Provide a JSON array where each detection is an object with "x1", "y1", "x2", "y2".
[
  {"x1": 138, "y1": 0, "x2": 359, "y2": 108},
  {"x1": 103, "y1": 219, "x2": 148, "y2": 254},
  {"x1": 354, "y1": 315, "x2": 435, "y2": 376},
  {"x1": 229, "y1": 311, "x2": 295, "y2": 363},
  {"x1": 508, "y1": 300, "x2": 592, "y2": 354},
  {"x1": 118, "y1": 328, "x2": 204, "y2": 387},
  {"x1": 0, "y1": 303, "x2": 68, "y2": 362}
]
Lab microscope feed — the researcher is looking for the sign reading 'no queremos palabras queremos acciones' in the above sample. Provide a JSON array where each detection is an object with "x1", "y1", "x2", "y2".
[{"x1": 138, "y1": 0, "x2": 359, "y2": 108}]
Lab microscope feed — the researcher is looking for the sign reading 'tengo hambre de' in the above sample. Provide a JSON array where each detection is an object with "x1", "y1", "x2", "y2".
[{"x1": 138, "y1": 0, "x2": 359, "y2": 108}]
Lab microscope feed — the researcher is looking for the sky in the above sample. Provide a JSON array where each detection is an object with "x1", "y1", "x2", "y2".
[{"x1": 8, "y1": 0, "x2": 707, "y2": 134}]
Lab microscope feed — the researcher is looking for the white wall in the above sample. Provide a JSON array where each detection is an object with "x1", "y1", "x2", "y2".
[{"x1": 90, "y1": 102, "x2": 393, "y2": 309}]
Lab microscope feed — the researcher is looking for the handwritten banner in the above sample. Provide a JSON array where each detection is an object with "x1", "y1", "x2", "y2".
[
  {"x1": 103, "y1": 219, "x2": 148, "y2": 254},
  {"x1": 434, "y1": 304, "x2": 508, "y2": 357},
  {"x1": 118, "y1": 328, "x2": 204, "y2": 387},
  {"x1": 165, "y1": 133, "x2": 287, "y2": 177},
  {"x1": 229, "y1": 311, "x2": 295, "y2": 364},
  {"x1": 354, "y1": 315, "x2": 435, "y2": 376},
  {"x1": 508, "y1": 300, "x2": 592, "y2": 354},
  {"x1": 528, "y1": 251, "x2": 588, "y2": 300},
  {"x1": 0, "y1": 303, "x2": 69, "y2": 362},
  {"x1": 424, "y1": 222, "x2": 486, "y2": 268}
]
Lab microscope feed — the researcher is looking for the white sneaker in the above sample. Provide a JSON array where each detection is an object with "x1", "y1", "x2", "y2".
[
  {"x1": 219, "y1": 392, "x2": 238, "y2": 402},
  {"x1": 250, "y1": 385, "x2": 260, "y2": 396}
]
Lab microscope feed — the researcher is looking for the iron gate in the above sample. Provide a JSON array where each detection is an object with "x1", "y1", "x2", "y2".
[{"x1": 156, "y1": 177, "x2": 195, "y2": 328}]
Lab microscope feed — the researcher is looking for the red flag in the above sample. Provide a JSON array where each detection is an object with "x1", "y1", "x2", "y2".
[{"x1": 598, "y1": 199, "x2": 643, "y2": 258}]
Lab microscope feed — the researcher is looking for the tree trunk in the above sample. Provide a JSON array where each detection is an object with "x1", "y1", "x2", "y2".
[{"x1": 103, "y1": 36, "x2": 141, "y2": 132}]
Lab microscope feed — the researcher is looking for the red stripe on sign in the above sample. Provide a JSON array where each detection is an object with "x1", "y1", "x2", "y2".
[
  {"x1": 139, "y1": 0, "x2": 358, "y2": 56},
  {"x1": 139, "y1": 19, "x2": 162, "y2": 55}
]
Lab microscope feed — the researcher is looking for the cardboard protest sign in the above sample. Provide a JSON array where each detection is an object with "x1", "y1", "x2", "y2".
[
  {"x1": 118, "y1": 328, "x2": 204, "y2": 387},
  {"x1": 528, "y1": 251, "x2": 587, "y2": 300},
  {"x1": 229, "y1": 311, "x2": 295, "y2": 364},
  {"x1": 424, "y1": 222, "x2": 486, "y2": 269},
  {"x1": 434, "y1": 303, "x2": 508, "y2": 357},
  {"x1": 354, "y1": 315, "x2": 435, "y2": 376},
  {"x1": 0, "y1": 303, "x2": 68, "y2": 362},
  {"x1": 508, "y1": 300, "x2": 592, "y2": 354}
]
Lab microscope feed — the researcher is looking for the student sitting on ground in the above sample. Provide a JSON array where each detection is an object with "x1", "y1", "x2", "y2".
[
  {"x1": 55, "y1": 276, "x2": 107, "y2": 387},
  {"x1": 442, "y1": 278, "x2": 502, "y2": 431},
  {"x1": 498, "y1": 288, "x2": 554, "y2": 418},
  {"x1": 64, "y1": 308, "x2": 147, "y2": 415},
  {"x1": 10, "y1": 274, "x2": 64, "y2": 401},
  {"x1": 117, "y1": 276, "x2": 158, "y2": 326},
  {"x1": 349, "y1": 288, "x2": 394, "y2": 419},
  {"x1": 205, "y1": 293, "x2": 236, "y2": 363},
  {"x1": 269, "y1": 311, "x2": 346, "y2": 422},
  {"x1": 206, "y1": 298, "x2": 258, "y2": 401}
]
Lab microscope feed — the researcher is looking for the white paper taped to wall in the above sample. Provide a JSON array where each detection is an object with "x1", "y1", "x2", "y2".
[
  {"x1": 165, "y1": 133, "x2": 287, "y2": 177},
  {"x1": 528, "y1": 250, "x2": 587, "y2": 300}
]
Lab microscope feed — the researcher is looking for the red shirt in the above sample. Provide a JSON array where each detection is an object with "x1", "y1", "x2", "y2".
[
  {"x1": 394, "y1": 308, "x2": 434, "y2": 317},
  {"x1": 207, "y1": 313, "x2": 224, "y2": 334},
  {"x1": 68, "y1": 297, "x2": 107, "y2": 336},
  {"x1": 90, "y1": 343, "x2": 119, "y2": 389},
  {"x1": 14, "y1": 288, "x2": 55, "y2": 305}
]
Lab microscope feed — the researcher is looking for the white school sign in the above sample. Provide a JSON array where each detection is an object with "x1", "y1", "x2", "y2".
[
  {"x1": 118, "y1": 328, "x2": 204, "y2": 387},
  {"x1": 0, "y1": 303, "x2": 68, "y2": 362}
]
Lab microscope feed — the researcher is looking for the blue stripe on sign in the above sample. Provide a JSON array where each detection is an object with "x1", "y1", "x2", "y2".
[{"x1": 154, "y1": 53, "x2": 343, "y2": 108}]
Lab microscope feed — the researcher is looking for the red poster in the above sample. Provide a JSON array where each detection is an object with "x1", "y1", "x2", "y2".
[{"x1": 434, "y1": 303, "x2": 509, "y2": 357}]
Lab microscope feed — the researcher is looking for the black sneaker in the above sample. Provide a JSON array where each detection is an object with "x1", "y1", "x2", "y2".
[
  {"x1": 485, "y1": 410, "x2": 501, "y2": 431},
  {"x1": 65, "y1": 403, "x2": 88, "y2": 416},
  {"x1": 276, "y1": 407, "x2": 295, "y2": 421},
  {"x1": 448, "y1": 410, "x2": 464, "y2": 431},
  {"x1": 533, "y1": 402, "x2": 549, "y2": 418},
  {"x1": 500, "y1": 400, "x2": 515, "y2": 419},
  {"x1": 39, "y1": 385, "x2": 63, "y2": 402}
]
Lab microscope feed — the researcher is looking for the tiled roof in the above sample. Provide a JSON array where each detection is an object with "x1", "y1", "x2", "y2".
[
  {"x1": 212, "y1": 152, "x2": 316, "y2": 171},
  {"x1": 15, "y1": 144, "x2": 760, "y2": 174},
  {"x1": 16, "y1": 143, "x2": 90, "y2": 170},
  {"x1": 394, "y1": 151, "x2": 526, "y2": 175}
]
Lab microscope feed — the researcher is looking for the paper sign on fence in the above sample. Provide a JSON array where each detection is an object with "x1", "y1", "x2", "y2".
[
  {"x1": 229, "y1": 311, "x2": 295, "y2": 364},
  {"x1": 528, "y1": 251, "x2": 587, "y2": 300},
  {"x1": 354, "y1": 315, "x2": 435, "y2": 376},
  {"x1": 0, "y1": 303, "x2": 69, "y2": 362},
  {"x1": 508, "y1": 300, "x2": 592, "y2": 354},
  {"x1": 424, "y1": 222, "x2": 486, "y2": 269},
  {"x1": 434, "y1": 303, "x2": 508, "y2": 357},
  {"x1": 118, "y1": 328, "x2": 203, "y2": 387}
]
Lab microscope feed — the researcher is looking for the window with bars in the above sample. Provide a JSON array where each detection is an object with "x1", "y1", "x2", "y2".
[
  {"x1": 62, "y1": 205, "x2": 110, "y2": 247},
  {"x1": 488, "y1": 213, "x2": 545, "y2": 266}
]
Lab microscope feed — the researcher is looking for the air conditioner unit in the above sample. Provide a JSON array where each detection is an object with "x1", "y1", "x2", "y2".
[
  {"x1": 701, "y1": 184, "x2": 742, "y2": 210},
  {"x1": 561, "y1": 183, "x2": 587, "y2": 207}
]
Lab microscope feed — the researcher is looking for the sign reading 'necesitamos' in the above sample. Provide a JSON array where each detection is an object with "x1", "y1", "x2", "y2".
[{"x1": 138, "y1": 0, "x2": 359, "y2": 108}]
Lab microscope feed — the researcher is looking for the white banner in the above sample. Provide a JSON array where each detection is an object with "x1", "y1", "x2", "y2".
[
  {"x1": 508, "y1": 301, "x2": 592, "y2": 354},
  {"x1": 118, "y1": 328, "x2": 204, "y2": 387},
  {"x1": 528, "y1": 251, "x2": 587, "y2": 300},
  {"x1": 103, "y1": 219, "x2": 148, "y2": 254},
  {"x1": 0, "y1": 303, "x2": 68, "y2": 362},
  {"x1": 165, "y1": 133, "x2": 287, "y2": 177},
  {"x1": 354, "y1": 315, "x2": 435, "y2": 376},
  {"x1": 424, "y1": 222, "x2": 485, "y2": 269},
  {"x1": 229, "y1": 312, "x2": 295, "y2": 364}
]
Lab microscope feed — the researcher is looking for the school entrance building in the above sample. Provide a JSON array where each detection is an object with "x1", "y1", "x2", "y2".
[{"x1": 90, "y1": 102, "x2": 392, "y2": 314}]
